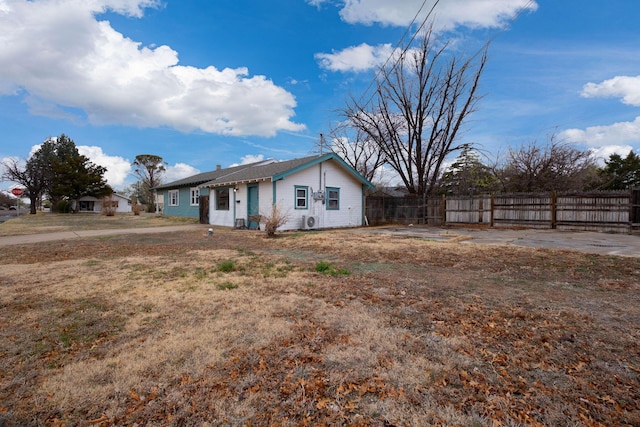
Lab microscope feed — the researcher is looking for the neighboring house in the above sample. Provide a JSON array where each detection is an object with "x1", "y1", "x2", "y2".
[
  {"x1": 72, "y1": 193, "x2": 132, "y2": 213},
  {"x1": 154, "y1": 159, "x2": 275, "y2": 221},
  {"x1": 201, "y1": 153, "x2": 374, "y2": 231}
]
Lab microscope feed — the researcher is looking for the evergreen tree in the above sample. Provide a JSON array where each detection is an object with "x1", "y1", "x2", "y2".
[
  {"x1": 599, "y1": 151, "x2": 640, "y2": 190},
  {"x1": 439, "y1": 147, "x2": 498, "y2": 195}
]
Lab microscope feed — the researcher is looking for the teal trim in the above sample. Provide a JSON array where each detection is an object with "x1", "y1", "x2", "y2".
[
  {"x1": 247, "y1": 184, "x2": 259, "y2": 229},
  {"x1": 272, "y1": 181, "x2": 277, "y2": 206},
  {"x1": 294, "y1": 185, "x2": 309, "y2": 210},
  {"x1": 326, "y1": 187, "x2": 340, "y2": 210},
  {"x1": 272, "y1": 152, "x2": 375, "y2": 189}
]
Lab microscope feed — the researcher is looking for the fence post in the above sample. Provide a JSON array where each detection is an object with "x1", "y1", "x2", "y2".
[
  {"x1": 551, "y1": 191, "x2": 557, "y2": 229},
  {"x1": 441, "y1": 194, "x2": 446, "y2": 226}
]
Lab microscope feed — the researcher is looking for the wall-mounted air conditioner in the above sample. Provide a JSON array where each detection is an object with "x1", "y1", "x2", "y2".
[{"x1": 302, "y1": 215, "x2": 319, "y2": 230}]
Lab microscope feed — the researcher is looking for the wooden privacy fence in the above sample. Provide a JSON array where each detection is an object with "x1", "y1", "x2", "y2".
[{"x1": 366, "y1": 190, "x2": 640, "y2": 233}]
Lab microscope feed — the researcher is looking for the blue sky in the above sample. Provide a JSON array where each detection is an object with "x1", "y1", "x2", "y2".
[{"x1": 1, "y1": 0, "x2": 639, "y2": 191}]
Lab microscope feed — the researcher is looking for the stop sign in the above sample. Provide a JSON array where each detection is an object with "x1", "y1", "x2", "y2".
[{"x1": 11, "y1": 188, "x2": 24, "y2": 197}]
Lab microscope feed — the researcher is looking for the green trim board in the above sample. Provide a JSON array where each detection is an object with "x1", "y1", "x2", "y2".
[{"x1": 272, "y1": 153, "x2": 374, "y2": 188}]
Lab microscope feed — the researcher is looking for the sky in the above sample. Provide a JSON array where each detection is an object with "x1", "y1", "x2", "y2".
[{"x1": 1, "y1": 0, "x2": 639, "y2": 191}]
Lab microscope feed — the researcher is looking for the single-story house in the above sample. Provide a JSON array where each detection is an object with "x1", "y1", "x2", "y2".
[
  {"x1": 156, "y1": 153, "x2": 374, "y2": 230},
  {"x1": 154, "y1": 159, "x2": 275, "y2": 220},
  {"x1": 72, "y1": 193, "x2": 132, "y2": 213}
]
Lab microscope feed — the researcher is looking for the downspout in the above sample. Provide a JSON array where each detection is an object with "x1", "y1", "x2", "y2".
[{"x1": 233, "y1": 187, "x2": 237, "y2": 224}]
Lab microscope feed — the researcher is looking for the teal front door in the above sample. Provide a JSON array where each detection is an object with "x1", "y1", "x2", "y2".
[{"x1": 247, "y1": 185, "x2": 259, "y2": 229}]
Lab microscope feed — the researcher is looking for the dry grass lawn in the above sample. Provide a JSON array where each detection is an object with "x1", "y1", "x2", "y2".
[
  {"x1": 0, "y1": 212, "x2": 198, "y2": 236},
  {"x1": 0, "y1": 214, "x2": 639, "y2": 426}
]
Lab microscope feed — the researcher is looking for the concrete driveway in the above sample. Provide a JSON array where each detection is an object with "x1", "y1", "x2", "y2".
[{"x1": 357, "y1": 226, "x2": 640, "y2": 258}]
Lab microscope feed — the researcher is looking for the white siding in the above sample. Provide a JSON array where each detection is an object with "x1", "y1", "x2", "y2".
[
  {"x1": 208, "y1": 158, "x2": 365, "y2": 230},
  {"x1": 273, "y1": 159, "x2": 364, "y2": 231},
  {"x1": 209, "y1": 187, "x2": 236, "y2": 227}
]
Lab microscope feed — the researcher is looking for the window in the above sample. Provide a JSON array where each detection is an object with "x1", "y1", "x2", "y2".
[
  {"x1": 190, "y1": 187, "x2": 200, "y2": 206},
  {"x1": 169, "y1": 190, "x2": 179, "y2": 206},
  {"x1": 216, "y1": 188, "x2": 229, "y2": 210},
  {"x1": 295, "y1": 186, "x2": 308, "y2": 209},
  {"x1": 326, "y1": 187, "x2": 340, "y2": 210}
]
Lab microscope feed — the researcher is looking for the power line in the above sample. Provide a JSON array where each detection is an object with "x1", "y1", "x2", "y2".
[
  {"x1": 351, "y1": 0, "x2": 538, "y2": 113},
  {"x1": 351, "y1": 0, "x2": 440, "y2": 110}
]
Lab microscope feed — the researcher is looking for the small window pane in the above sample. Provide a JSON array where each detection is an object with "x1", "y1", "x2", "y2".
[
  {"x1": 295, "y1": 187, "x2": 307, "y2": 209},
  {"x1": 216, "y1": 188, "x2": 229, "y2": 210},
  {"x1": 327, "y1": 187, "x2": 339, "y2": 210}
]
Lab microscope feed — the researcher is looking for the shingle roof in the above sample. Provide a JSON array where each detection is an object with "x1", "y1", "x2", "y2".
[
  {"x1": 154, "y1": 159, "x2": 275, "y2": 190},
  {"x1": 156, "y1": 153, "x2": 374, "y2": 190},
  {"x1": 201, "y1": 154, "x2": 326, "y2": 187}
]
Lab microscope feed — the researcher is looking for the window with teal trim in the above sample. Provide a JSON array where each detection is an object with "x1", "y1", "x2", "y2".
[
  {"x1": 295, "y1": 186, "x2": 308, "y2": 209},
  {"x1": 327, "y1": 187, "x2": 340, "y2": 210},
  {"x1": 216, "y1": 188, "x2": 229, "y2": 210}
]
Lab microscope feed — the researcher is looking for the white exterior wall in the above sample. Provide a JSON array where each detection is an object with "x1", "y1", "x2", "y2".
[
  {"x1": 208, "y1": 159, "x2": 365, "y2": 231},
  {"x1": 273, "y1": 159, "x2": 364, "y2": 231},
  {"x1": 209, "y1": 187, "x2": 236, "y2": 227},
  {"x1": 112, "y1": 194, "x2": 132, "y2": 213},
  {"x1": 74, "y1": 194, "x2": 131, "y2": 213}
]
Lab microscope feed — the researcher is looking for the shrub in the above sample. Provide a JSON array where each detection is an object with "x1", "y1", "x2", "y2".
[
  {"x1": 102, "y1": 195, "x2": 116, "y2": 216},
  {"x1": 56, "y1": 200, "x2": 72, "y2": 213},
  {"x1": 260, "y1": 203, "x2": 290, "y2": 238}
]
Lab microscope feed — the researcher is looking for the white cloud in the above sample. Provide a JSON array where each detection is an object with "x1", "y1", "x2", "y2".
[
  {"x1": 305, "y1": 0, "x2": 326, "y2": 9},
  {"x1": 77, "y1": 146, "x2": 131, "y2": 189},
  {"x1": 164, "y1": 163, "x2": 200, "y2": 182},
  {"x1": 228, "y1": 154, "x2": 267, "y2": 168},
  {"x1": 588, "y1": 145, "x2": 634, "y2": 166},
  {"x1": 561, "y1": 116, "x2": 640, "y2": 147},
  {"x1": 581, "y1": 75, "x2": 640, "y2": 106},
  {"x1": 337, "y1": 0, "x2": 537, "y2": 31},
  {"x1": 316, "y1": 43, "x2": 396, "y2": 72},
  {"x1": 0, "y1": 0, "x2": 305, "y2": 137},
  {"x1": 239, "y1": 154, "x2": 265, "y2": 165}
]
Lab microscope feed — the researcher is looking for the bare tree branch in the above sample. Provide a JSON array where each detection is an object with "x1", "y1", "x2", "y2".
[{"x1": 343, "y1": 24, "x2": 489, "y2": 196}]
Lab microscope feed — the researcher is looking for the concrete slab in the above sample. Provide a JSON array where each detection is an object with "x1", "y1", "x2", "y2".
[{"x1": 356, "y1": 226, "x2": 640, "y2": 258}]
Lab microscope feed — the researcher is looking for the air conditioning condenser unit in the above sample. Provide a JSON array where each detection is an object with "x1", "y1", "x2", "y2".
[{"x1": 302, "y1": 215, "x2": 319, "y2": 230}]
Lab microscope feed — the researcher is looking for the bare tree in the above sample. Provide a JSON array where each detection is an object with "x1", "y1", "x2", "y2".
[
  {"x1": 1, "y1": 139, "x2": 55, "y2": 214},
  {"x1": 496, "y1": 134, "x2": 599, "y2": 192},
  {"x1": 314, "y1": 127, "x2": 386, "y2": 183},
  {"x1": 343, "y1": 24, "x2": 488, "y2": 196},
  {"x1": 132, "y1": 154, "x2": 166, "y2": 211}
]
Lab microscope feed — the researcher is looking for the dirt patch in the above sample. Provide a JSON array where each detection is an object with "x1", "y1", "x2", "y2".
[{"x1": 0, "y1": 228, "x2": 639, "y2": 426}]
